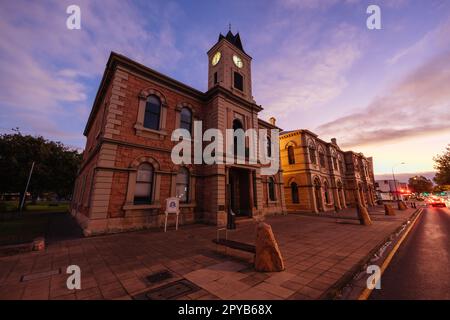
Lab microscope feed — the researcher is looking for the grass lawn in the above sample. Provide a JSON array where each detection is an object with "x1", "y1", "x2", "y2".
[{"x1": 0, "y1": 201, "x2": 69, "y2": 213}]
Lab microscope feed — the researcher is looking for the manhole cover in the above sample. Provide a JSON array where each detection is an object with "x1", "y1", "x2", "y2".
[
  {"x1": 144, "y1": 279, "x2": 200, "y2": 300},
  {"x1": 146, "y1": 270, "x2": 173, "y2": 284}
]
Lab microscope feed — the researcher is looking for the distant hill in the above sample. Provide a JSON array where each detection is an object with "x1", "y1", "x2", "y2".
[{"x1": 375, "y1": 171, "x2": 436, "y2": 184}]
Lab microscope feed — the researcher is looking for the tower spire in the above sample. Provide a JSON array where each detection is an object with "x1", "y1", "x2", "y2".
[{"x1": 228, "y1": 23, "x2": 231, "y2": 32}]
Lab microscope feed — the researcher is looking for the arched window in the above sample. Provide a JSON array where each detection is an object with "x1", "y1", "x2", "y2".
[
  {"x1": 332, "y1": 152, "x2": 338, "y2": 170},
  {"x1": 176, "y1": 167, "x2": 189, "y2": 203},
  {"x1": 144, "y1": 95, "x2": 161, "y2": 130},
  {"x1": 267, "y1": 136, "x2": 272, "y2": 158},
  {"x1": 291, "y1": 182, "x2": 299, "y2": 204},
  {"x1": 180, "y1": 107, "x2": 192, "y2": 133},
  {"x1": 309, "y1": 144, "x2": 316, "y2": 164},
  {"x1": 233, "y1": 118, "x2": 244, "y2": 130},
  {"x1": 324, "y1": 181, "x2": 330, "y2": 204},
  {"x1": 233, "y1": 119, "x2": 244, "y2": 157},
  {"x1": 134, "y1": 163, "x2": 153, "y2": 204},
  {"x1": 288, "y1": 146, "x2": 295, "y2": 164},
  {"x1": 319, "y1": 149, "x2": 326, "y2": 168},
  {"x1": 268, "y1": 177, "x2": 276, "y2": 201},
  {"x1": 338, "y1": 157, "x2": 344, "y2": 173}
]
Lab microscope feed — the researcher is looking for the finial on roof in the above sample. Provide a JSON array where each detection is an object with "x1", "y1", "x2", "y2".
[{"x1": 229, "y1": 23, "x2": 231, "y2": 32}]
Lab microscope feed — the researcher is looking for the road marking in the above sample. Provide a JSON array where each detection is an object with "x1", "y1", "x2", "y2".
[{"x1": 357, "y1": 208, "x2": 424, "y2": 300}]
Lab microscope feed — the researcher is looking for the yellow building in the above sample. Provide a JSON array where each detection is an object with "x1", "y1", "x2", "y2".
[{"x1": 280, "y1": 129, "x2": 375, "y2": 214}]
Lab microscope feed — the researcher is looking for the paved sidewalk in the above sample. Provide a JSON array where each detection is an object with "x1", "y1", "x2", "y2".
[{"x1": 0, "y1": 206, "x2": 418, "y2": 300}]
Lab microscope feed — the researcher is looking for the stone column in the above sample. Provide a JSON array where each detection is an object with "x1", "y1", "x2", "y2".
[
  {"x1": 333, "y1": 187, "x2": 341, "y2": 210},
  {"x1": 341, "y1": 189, "x2": 347, "y2": 208},
  {"x1": 248, "y1": 170, "x2": 255, "y2": 216},
  {"x1": 311, "y1": 186, "x2": 318, "y2": 213}
]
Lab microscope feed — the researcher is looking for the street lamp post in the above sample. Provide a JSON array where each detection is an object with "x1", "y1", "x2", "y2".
[{"x1": 392, "y1": 162, "x2": 405, "y2": 202}]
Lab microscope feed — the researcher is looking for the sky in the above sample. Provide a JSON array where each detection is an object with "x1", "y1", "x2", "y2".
[{"x1": 0, "y1": 0, "x2": 449, "y2": 180}]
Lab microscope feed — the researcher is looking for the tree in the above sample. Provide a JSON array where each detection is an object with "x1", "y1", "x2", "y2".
[
  {"x1": 434, "y1": 145, "x2": 450, "y2": 185},
  {"x1": 0, "y1": 131, "x2": 82, "y2": 208},
  {"x1": 408, "y1": 175, "x2": 433, "y2": 194}
]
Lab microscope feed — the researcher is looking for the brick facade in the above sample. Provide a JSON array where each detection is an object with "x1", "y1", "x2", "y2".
[{"x1": 71, "y1": 32, "x2": 287, "y2": 236}]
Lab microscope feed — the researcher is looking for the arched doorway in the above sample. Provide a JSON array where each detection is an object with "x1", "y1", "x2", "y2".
[
  {"x1": 313, "y1": 177, "x2": 323, "y2": 212},
  {"x1": 291, "y1": 182, "x2": 299, "y2": 204}
]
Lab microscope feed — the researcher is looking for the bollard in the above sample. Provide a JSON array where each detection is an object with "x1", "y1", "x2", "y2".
[
  {"x1": 398, "y1": 201, "x2": 407, "y2": 210},
  {"x1": 357, "y1": 204, "x2": 372, "y2": 226},
  {"x1": 384, "y1": 204, "x2": 395, "y2": 216}
]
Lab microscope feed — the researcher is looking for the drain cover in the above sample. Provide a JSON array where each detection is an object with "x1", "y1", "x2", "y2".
[
  {"x1": 144, "y1": 279, "x2": 200, "y2": 300},
  {"x1": 146, "y1": 270, "x2": 173, "y2": 284},
  {"x1": 21, "y1": 268, "x2": 61, "y2": 282}
]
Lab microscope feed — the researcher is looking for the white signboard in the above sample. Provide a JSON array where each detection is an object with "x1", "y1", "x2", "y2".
[{"x1": 166, "y1": 197, "x2": 179, "y2": 214}]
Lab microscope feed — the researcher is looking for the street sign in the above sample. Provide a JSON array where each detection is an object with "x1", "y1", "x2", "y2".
[{"x1": 164, "y1": 197, "x2": 180, "y2": 232}]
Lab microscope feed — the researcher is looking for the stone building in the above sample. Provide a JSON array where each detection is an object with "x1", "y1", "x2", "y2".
[
  {"x1": 280, "y1": 130, "x2": 375, "y2": 213},
  {"x1": 71, "y1": 31, "x2": 286, "y2": 236}
]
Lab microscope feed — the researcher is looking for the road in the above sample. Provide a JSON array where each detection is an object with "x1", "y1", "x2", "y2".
[{"x1": 369, "y1": 205, "x2": 450, "y2": 299}]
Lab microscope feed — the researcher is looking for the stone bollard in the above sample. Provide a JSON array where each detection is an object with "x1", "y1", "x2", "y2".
[
  {"x1": 254, "y1": 222, "x2": 285, "y2": 272},
  {"x1": 398, "y1": 201, "x2": 407, "y2": 211},
  {"x1": 384, "y1": 204, "x2": 395, "y2": 216},
  {"x1": 356, "y1": 204, "x2": 372, "y2": 226},
  {"x1": 32, "y1": 237, "x2": 45, "y2": 251}
]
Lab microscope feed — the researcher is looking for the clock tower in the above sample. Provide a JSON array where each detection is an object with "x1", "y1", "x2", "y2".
[{"x1": 207, "y1": 31, "x2": 253, "y2": 102}]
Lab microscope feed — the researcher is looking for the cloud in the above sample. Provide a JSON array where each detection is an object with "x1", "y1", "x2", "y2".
[
  {"x1": 316, "y1": 51, "x2": 450, "y2": 148},
  {"x1": 278, "y1": 0, "x2": 362, "y2": 10},
  {"x1": 253, "y1": 22, "x2": 363, "y2": 121},
  {"x1": 0, "y1": 0, "x2": 183, "y2": 142},
  {"x1": 387, "y1": 17, "x2": 450, "y2": 65}
]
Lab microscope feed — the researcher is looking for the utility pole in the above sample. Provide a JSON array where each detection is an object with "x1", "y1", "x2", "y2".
[
  {"x1": 19, "y1": 161, "x2": 35, "y2": 214},
  {"x1": 392, "y1": 162, "x2": 405, "y2": 202}
]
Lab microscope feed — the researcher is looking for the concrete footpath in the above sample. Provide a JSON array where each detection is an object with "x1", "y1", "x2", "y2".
[{"x1": 0, "y1": 205, "x2": 419, "y2": 300}]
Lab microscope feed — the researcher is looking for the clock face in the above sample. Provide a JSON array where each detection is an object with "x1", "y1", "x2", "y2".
[
  {"x1": 233, "y1": 55, "x2": 243, "y2": 68},
  {"x1": 212, "y1": 51, "x2": 221, "y2": 66}
]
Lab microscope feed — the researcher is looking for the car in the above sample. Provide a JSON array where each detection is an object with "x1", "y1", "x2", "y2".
[{"x1": 430, "y1": 197, "x2": 446, "y2": 207}]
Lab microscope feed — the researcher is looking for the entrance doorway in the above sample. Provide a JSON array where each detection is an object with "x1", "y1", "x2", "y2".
[{"x1": 228, "y1": 168, "x2": 252, "y2": 217}]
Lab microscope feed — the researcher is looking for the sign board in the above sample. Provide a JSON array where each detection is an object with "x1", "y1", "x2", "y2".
[{"x1": 165, "y1": 197, "x2": 179, "y2": 214}]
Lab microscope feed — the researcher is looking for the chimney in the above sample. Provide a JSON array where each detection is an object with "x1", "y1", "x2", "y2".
[
  {"x1": 269, "y1": 117, "x2": 276, "y2": 126},
  {"x1": 331, "y1": 138, "x2": 337, "y2": 145}
]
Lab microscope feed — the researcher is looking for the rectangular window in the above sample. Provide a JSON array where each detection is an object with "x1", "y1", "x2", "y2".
[
  {"x1": 214, "y1": 72, "x2": 218, "y2": 84},
  {"x1": 234, "y1": 72, "x2": 243, "y2": 91}
]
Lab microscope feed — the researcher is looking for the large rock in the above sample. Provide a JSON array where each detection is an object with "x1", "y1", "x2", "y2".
[
  {"x1": 398, "y1": 201, "x2": 407, "y2": 211},
  {"x1": 255, "y1": 222, "x2": 285, "y2": 272},
  {"x1": 356, "y1": 204, "x2": 372, "y2": 226},
  {"x1": 384, "y1": 204, "x2": 395, "y2": 216}
]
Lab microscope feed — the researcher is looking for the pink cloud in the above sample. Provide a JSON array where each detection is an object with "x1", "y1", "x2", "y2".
[{"x1": 316, "y1": 51, "x2": 450, "y2": 148}]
